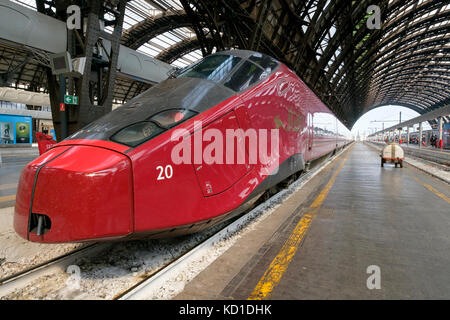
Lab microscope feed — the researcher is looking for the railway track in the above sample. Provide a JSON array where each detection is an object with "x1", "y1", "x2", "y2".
[
  {"x1": 0, "y1": 144, "x2": 352, "y2": 300},
  {"x1": 0, "y1": 243, "x2": 107, "y2": 298}
]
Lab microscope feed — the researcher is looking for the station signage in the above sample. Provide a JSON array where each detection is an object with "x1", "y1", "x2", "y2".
[{"x1": 64, "y1": 95, "x2": 79, "y2": 105}]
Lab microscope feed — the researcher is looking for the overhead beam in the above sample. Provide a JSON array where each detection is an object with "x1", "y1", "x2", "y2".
[
  {"x1": 0, "y1": 0, "x2": 173, "y2": 85},
  {"x1": 374, "y1": 105, "x2": 450, "y2": 135}
]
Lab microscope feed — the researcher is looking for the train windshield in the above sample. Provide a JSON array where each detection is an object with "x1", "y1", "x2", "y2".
[
  {"x1": 177, "y1": 54, "x2": 241, "y2": 83},
  {"x1": 248, "y1": 53, "x2": 279, "y2": 73},
  {"x1": 223, "y1": 61, "x2": 265, "y2": 92},
  {"x1": 177, "y1": 52, "x2": 279, "y2": 93}
]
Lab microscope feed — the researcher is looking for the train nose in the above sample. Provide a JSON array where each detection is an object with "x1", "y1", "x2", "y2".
[{"x1": 14, "y1": 145, "x2": 134, "y2": 243}]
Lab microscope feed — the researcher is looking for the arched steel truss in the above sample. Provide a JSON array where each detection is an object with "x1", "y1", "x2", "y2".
[
  {"x1": 121, "y1": 0, "x2": 450, "y2": 128},
  {"x1": 1, "y1": 1, "x2": 449, "y2": 129}
]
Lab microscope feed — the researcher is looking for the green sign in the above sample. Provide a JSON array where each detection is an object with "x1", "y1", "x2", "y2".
[{"x1": 64, "y1": 95, "x2": 79, "y2": 105}]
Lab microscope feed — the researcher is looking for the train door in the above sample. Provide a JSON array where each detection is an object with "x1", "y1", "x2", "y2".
[{"x1": 192, "y1": 110, "x2": 252, "y2": 196}]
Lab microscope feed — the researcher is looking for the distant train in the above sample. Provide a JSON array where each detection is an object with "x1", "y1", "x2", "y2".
[
  {"x1": 14, "y1": 50, "x2": 351, "y2": 243},
  {"x1": 405, "y1": 128, "x2": 450, "y2": 149}
]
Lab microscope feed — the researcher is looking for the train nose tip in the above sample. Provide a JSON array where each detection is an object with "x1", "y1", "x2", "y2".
[{"x1": 14, "y1": 145, "x2": 134, "y2": 243}]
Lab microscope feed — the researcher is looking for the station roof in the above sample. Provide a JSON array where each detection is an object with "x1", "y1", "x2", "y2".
[{"x1": 1, "y1": 0, "x2": 450, "y2": 128}]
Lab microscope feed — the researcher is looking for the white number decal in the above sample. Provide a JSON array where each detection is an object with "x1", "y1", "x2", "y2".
[
  {"x1": 157, "y1": 165, "x2": 173, "y2": 180},
  {"x1": 165, "y1": 165, "x2": 173, "y2": 179},
  {"x1": 156, "y1": 166, "x2": 164, "y2": 180}
]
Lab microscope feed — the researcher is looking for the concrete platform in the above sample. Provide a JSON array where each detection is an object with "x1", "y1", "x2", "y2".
[
  {"x1": 0, "y1": 148, "x2": 37, "y2": 208},
  {"x1": 176, "y1": 142, "x2": 450, "y2": 300},
  {"x1": 0, "y1": 145, "x2": 38, "y2": 159}
]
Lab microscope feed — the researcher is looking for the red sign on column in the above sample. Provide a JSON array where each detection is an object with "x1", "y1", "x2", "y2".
[{"x1": 59, "y1": 103, "x2": 65, "y2": 111}]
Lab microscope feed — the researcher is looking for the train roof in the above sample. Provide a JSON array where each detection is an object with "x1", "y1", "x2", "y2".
[{"x1": 215, "y1": 49, "x2": 278, "y2": 61}]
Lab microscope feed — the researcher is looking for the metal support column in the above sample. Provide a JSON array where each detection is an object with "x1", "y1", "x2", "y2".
[
  {"x1": 419, "y1": 122, "x2": 423, "y2": 148},
  {"x1": 77, "y1": 0, "x2": 127, "y2": 131},
  {"x1": 59, "y1": 74, "x2": 68, "y2": 139},
  {"x1": 37, "y1": 0, "x2": 126, "y2": 140}
]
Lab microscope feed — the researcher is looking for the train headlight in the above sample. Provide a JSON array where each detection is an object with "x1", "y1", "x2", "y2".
[
  {"x1": 110, "y1": 109, "x2": 197, "y2": 147},
  {"x1": 111, "y1": 121, "x2": 164, "y2": 147}
]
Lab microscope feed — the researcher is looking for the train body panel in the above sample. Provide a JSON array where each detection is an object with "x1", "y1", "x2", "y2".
[
  {"x1": 14, "y1": 146, "x2": 74, "y2": 241},
  {"x1": 15, "y1": 145, "x2": 134, "y2": 242},
  {"x1": 14, "y1": 49, "x2": 351, "y2": 243}
]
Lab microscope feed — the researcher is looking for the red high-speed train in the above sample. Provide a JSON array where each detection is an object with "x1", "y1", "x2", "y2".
[{"x1": 14, "y1": 50, "x2": 351, "y2": 243}]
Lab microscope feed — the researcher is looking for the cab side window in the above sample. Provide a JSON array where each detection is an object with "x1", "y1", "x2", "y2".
[
  {"x1": 224, "y1": 61, "x2": 265, "y2": 92},
  {"x1": 249, "y1": 54, "x2": 279, "y2": 73}
]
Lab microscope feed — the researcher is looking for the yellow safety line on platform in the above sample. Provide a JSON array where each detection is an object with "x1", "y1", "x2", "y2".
[
  {"x1": 0, "y1": 194, "x2": 16, "y2": 203},
  {"x1": 0, "y1": 183, "x2": 18, "y2": 191},
  {"x1": 410, "y1": 175, "x2": 450, "y2": 205},
  {"x1": 248, "y1": 146, "x2": 352, "y2": 300}
]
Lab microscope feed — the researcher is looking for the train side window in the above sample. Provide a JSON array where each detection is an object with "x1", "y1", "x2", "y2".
[
  {"x1": 249, "y1": 54, "x2": 279, "y2": 73},
  {"x1": 224, "y1": 61, "x2": 265, "y2": 92}
]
